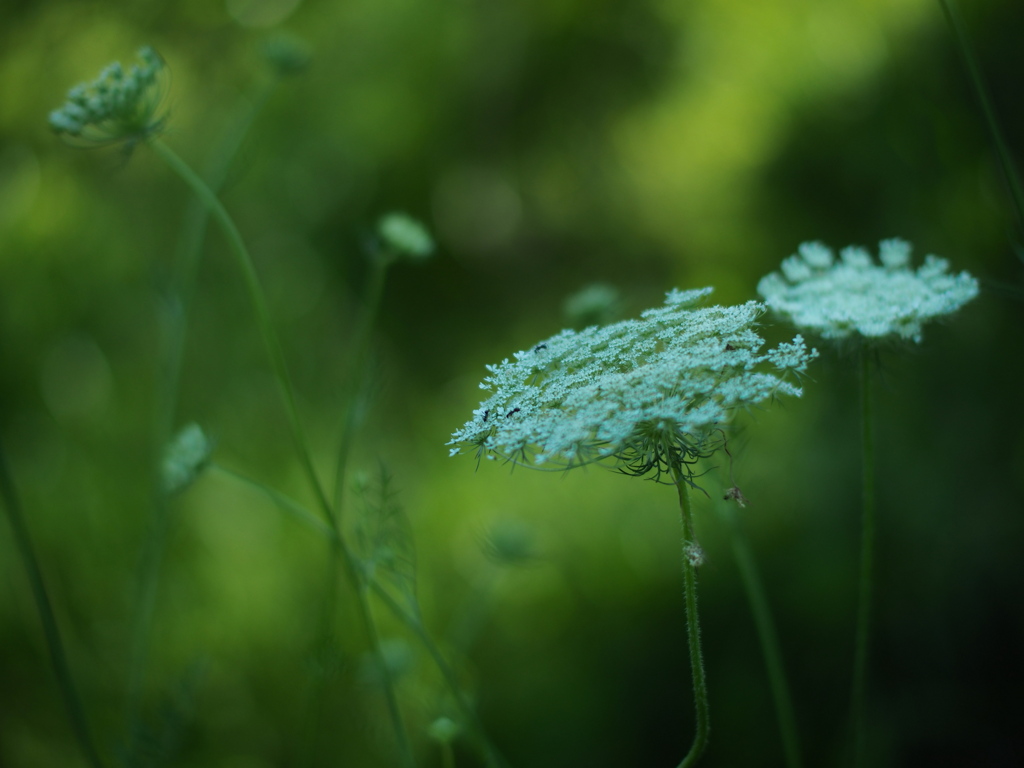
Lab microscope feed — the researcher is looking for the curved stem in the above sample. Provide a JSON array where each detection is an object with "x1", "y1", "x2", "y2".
[
  {"x1": 850, "y1": 348, "x2": 876, "y2": 767},
  {"x1": 126, "y1": 86, "x2": 279, "y2": 731},
  {"x1": 149, "y1": 139, "x2": 416, "y2": 764},
  {"x1": 213, "y1": 464, "x2": 508, "y2": 768},
  {"x1": 148, "y1": 137, "x2": 334, "y2": 525},
  {"x1": 720, "y1": 501, "x2": 802, "y2": 768},
  {"x1": 370, "y1": 581, "x2": 510, "y2": 768},
  {"x1": 333, "y1": 255, "x2": 391, "y2": 515},
  {"x1": 0, "y1": 439, "x2": 106, "y2": 768},
  {"x1": 938, "y1": 0, "x2": 1024, "y2": 243},
  {"x1": 672, "y1": 465, "x2": 710, "y2": 768}
]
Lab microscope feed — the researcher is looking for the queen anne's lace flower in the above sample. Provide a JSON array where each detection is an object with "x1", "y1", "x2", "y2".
[
  {"x1": 49, "y1": 46, "x2": 167, "y2": 146},
  {"x1": 448, "y1": 288, "x2": 817, "y2": 478},
  {"x1": 758, "y1": 239, "x2": 979, "y2": 343}
]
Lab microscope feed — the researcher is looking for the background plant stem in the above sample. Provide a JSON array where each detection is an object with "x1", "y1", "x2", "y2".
[
  {"x1": 148, "y1": 137, "x2": 418, "y2": 765},
  {"x1": 0, "y1": 439, "x2": 106, "y2": 768},
  {"x1": 719, "y1": 499, "x2": 802, "y2": 768},
  {"x1": 850, "y1": 348, "x2": 876, "y2": 767},
  {"x1": 125, "y1": 83, "x2": 278, "y2": 737}
]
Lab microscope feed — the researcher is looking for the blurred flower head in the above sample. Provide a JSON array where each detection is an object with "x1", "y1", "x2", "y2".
[
  {"x1": 448, "y1": 288, "x2": 816, "y2": 481},
  {"x1": 49, "y1": 46, "x2": 168, "y2": 147},
  {"x1": 563, "y1": 282, "x2": 622, "y2": 328},
  {"x1": 377, "y1": 212, "x2": 435, "y2": 261},
  {"x1": 758, "y1": 239, "x2": 979, "y2": 343},
  {"x1": 162, "y1": 423, "x2": 212, "y2": 496}
]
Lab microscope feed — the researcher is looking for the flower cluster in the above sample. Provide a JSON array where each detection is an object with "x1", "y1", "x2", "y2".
[
  {"x1": 48, "y1": 46, "x2": 167, "y2": 146},
  {"x1": 757, "y1": 239, "x2": 979, "y2": 343},
  {"x1": 448, "y1": 288, "x2": 816, "y2": 480}
]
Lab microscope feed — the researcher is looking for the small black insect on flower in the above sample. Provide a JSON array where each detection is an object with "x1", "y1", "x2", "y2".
[{"x1": 505, "y1": 407, "x2": 521, "y2": 418}]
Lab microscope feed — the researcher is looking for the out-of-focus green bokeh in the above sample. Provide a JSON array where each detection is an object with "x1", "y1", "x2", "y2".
[{"x1": 2, "y1": 0, "x2": 1022, "y2": 766}]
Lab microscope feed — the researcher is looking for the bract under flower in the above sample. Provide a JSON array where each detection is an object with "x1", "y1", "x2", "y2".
[
  {"x1": 448, "y1": 288, "x2": 816, "y2": 478},
  {"x1": 758, "y1": 239, "x2": 979, "y2": 343}
]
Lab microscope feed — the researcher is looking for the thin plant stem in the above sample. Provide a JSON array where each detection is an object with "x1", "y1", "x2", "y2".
[
  {"x1": 938, "y1": 0, "x2": 1024, "y2": 245},
  {"x1": 333, "y1": 256, "x2": 390, "y2": 514},
  {"x1": 125, "y1": 84, "x2": 280, "y2": 732},
  {"x1": 718, "y1": 500, "x2": 802, "y2": 768},
  {"x1": 671, "y1": 463, "x2": 710, "y2": 768},
  {"x1": 213, "y1": 465, "x2": 509, "y2": 768},
  {"x1": 148, "y1": 138, "x2": 417, "y2": 765},
  {"x1": 360, "y1": 583, "x2": 417, "y2": 768},
  {"x1": 850, "y1": 348, "x2": 876, "y2": 767},
  {"x1": 441, "y1": 741, "x2": 456, "y2": 768},
  {"x1": 0, "y1": 439, "x2": 106, "y2": 768},
  {"x1": 147, "y1": 137, "x2": 334, "y2": 522},
  {"x1": 370, "y1": 581, "x2": 510, "y2": 768}
]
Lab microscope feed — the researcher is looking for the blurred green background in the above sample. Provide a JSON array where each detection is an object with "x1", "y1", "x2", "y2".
[{"x1": 2, "y1": 0, "x2": 1022, "y2": 766}]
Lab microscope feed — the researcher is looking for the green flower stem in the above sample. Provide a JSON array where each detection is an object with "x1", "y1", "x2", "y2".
[
  {"x1": 441, "y1": 741, "x2": 456, "y2": 768},
  {"x1": 850, "y1": 348, "x2": 876, "y2": 767},
  {"x1": 126, "y1": 87, "x2": 278, "y2": 727},
  {"x1": 719, "y1": 501, "x2": 802, "y2": 768},
  {"x1": 333, "y1": 255, "x2": 390, "y2": 514},
  {"x1": 360, "y1": 583, "x2": 417, "y2": 768},
  {"x1": 938, "y1": 0, "x2": 1024, "y2": 241},
  {"x1": 672, "y1": 465, "x2": 710, "y2": 768},
  {"x1": 0, "y1": 440, "x2": 106, "y2": 768},
  {"x1": 214, "y1": 465, "x2": 508, "y2": 768},
  {"x1": 369, "y1": 581, "x2": 510, "y2": 768},
  {"x1": 149, "y1": 138, "x2": 416, "y2": 764},
  {"x1": 148, "y1": 137, "x2": 334, "y2": 523}
]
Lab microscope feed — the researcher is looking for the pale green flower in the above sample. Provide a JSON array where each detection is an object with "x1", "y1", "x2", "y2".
[
  {"x1": 161, "y1": 423, "x2": 212, "y2": 495},
  {"x1": 49, "y1": 46, "x2": 167, "y2": 146},
  {"x1": 377, "y1": 212, "x2": 435, "y2": 260},
  {"x1": 448, "y1": 288, "x2": 816, "y2": 480},
  {"x1": 758, "y1": 239, "x2": 979, "y2": 343}
]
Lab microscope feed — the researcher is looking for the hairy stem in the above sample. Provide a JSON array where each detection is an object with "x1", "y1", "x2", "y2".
[
  {"x1": 0, "y1": 439, "x2": 106, "y2": 768},
  {"x1": 672, "y1": 465, "x2": 710, "y2": 768},
  {"x1": 850, "y1": 348, "x2": 876, "y2": 767}
]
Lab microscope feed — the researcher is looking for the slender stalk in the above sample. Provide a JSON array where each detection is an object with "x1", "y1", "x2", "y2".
[
  {"x1": 850, "y1": 348, "x2": 876, "y2": 767},
  {"x1": 0, "y1": 439, "x2": 106, "y2": 768},
  {"x1": 213, "y1": 465, "x2": 508, "y2": 768},
  {"x1": 719, "y1": 501, "x2": 802, "y2": 768},
  {"x1": 441, "y1": 741, "x2": 456, "y2": 768},
  {"x1": 126, "y1": 86, "x2": 279, "y2": 731},
  {"x1": 147, "y1": 137, "x2": 335, "y2": 524},
  {"x1": 671, "y1": 464, "x2": 710, "y2": 768},
  {"x1": 938, "y1": 0, "x2": 1024, "y2": 243},
  {"x1": 333, "y1": 256, "x2": 390, "y2": 514},
  {"x1": 360, "y1": 583, "x2": 417, "y2": 768},
  {"x1": 370, "y1": 581, "x2": 510, "y2": 768},
  {"x1": 148, "y1": 140, "x2": 417, "y2": 764}
]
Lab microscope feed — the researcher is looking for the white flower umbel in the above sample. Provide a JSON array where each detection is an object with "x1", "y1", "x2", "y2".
[
  {"x1": 448, "y1": 287, "x2": 816, "y2": 481},
  {"x1": 450, "y1": 287, "x2": 816, "y2": 767},
  {"x1": 757, "y1": 239, "x2": 979, "y2": 343},
  {"x1": 759, "y1": 239, "x2": 978, "y2": 768}
]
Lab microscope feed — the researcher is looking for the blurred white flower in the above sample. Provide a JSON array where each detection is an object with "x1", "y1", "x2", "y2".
[{"x1": 758, "y1": 239, "x2": 979, "y2": 343}]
